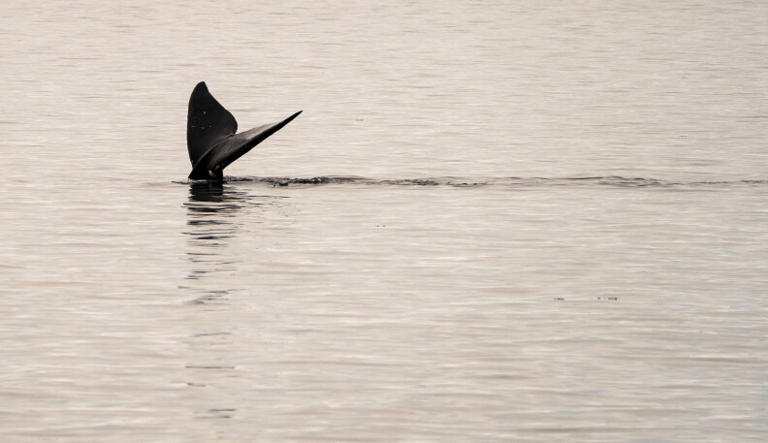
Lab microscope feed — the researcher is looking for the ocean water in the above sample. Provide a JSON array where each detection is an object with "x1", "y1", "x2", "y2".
[{"x1": 1, "y1": 0, "x2": 767, "y2": 441}]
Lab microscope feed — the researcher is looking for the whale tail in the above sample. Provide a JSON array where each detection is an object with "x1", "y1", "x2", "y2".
[{"x1": 186, "y1": 81, "x2": 301, "y2": 180}]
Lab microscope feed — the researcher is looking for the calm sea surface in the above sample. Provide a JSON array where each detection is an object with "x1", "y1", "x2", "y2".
[{"x1": 2, "y1": 0, "x2": 767, "y2": 441}]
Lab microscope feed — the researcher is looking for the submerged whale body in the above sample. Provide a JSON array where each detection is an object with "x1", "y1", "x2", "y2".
[{"x1": 186, "y1": 81, "x2": 301, "y2": 180}]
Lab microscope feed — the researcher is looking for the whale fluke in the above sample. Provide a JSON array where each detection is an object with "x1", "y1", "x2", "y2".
[{"x1": 187, "y1": 81, "x2": 301, "y2": 180}]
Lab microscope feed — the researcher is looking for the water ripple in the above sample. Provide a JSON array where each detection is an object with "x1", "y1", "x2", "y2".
[{"x1": 181, "y1": 175, "x2": 768, "y2": 189}]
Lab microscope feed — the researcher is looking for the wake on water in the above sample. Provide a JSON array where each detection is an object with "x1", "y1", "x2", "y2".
[{"x1": 179, "y1": 176, "x2": 768, "y2": 189}]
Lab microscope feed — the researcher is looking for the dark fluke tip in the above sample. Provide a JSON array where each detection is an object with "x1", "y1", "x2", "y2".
[
  {"x1": 192, "y1": 81, "x2": 208, "y2": 93},
  {"x1": 186, "y1": 82, "x2": 301, "y2": 181},
  {"x1": 283, "y1": 110, "x2": 303, "y2": 124}
]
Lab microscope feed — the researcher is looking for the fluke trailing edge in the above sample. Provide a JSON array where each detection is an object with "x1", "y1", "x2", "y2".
[{"x1": 186, "y1": 81, "x2": 302, "y2": 180}]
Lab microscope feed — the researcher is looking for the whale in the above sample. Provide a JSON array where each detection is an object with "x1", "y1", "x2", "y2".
[{"x1": 186, "y1": 81, "x2": 301, "y2": 180}]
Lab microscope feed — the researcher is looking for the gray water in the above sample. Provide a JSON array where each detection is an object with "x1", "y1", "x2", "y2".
[{"x1": 2, "y1": 0, "x2": 767, "y2": 441}]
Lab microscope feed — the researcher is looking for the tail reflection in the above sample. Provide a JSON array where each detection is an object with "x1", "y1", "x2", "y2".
[
  {"x1": 185, "y1": 182, "x2": 245, "y2": 248},
  {"x1": 181, "y1": 181, "x2": 269, "y2": 416},
  {"x1": 182, "y1": 182, "x2": 250, "y2": 304}
]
